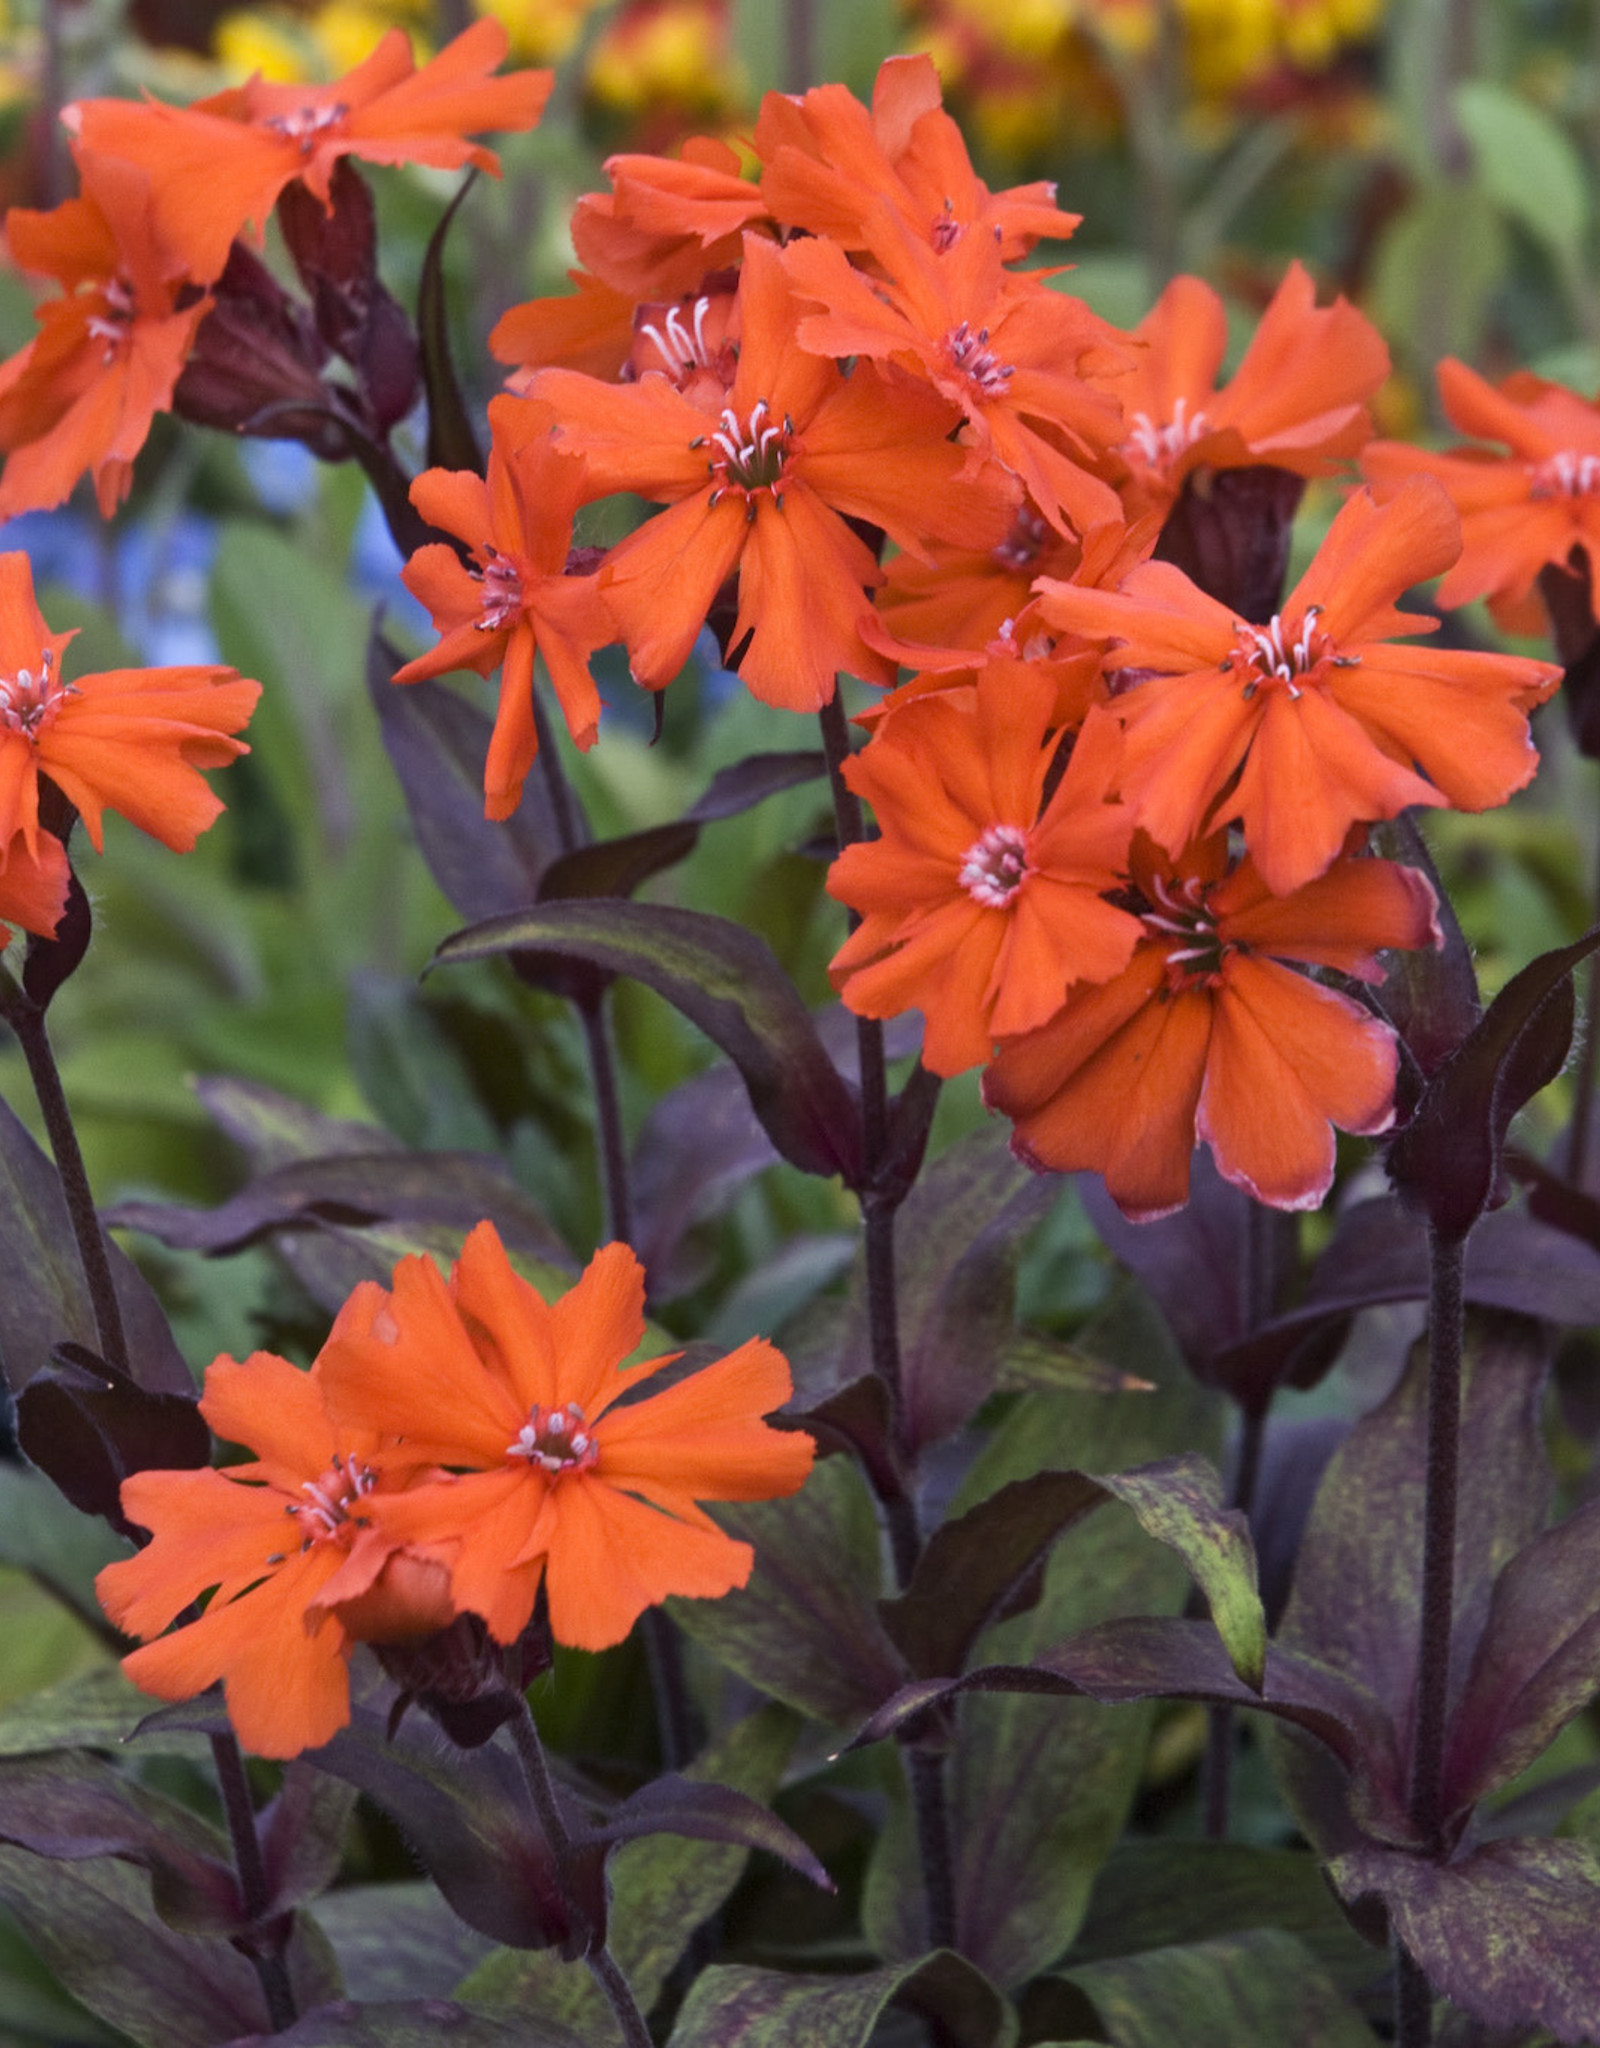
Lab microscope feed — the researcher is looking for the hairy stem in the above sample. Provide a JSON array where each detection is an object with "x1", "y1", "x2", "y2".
[
  {"x1": 0, "y1": 972, "x2": 129, "y2": 1377},
  {"x1": 1394, "y1": 1938, "x2": 1434, "y2": 2048},
  {"x1": 1409, "y1": 1227, "x2": 1465, "y2": 1852},
  {"x1": 1565, "y1": 824, "x2": 1600, "y2": 1186},
  {"x1": 510, "y1": 1702, "x2": 654, "y2": 2048},
  {"x1": 210, "y1": 1733, "x2": 297, "y2": 2032}
]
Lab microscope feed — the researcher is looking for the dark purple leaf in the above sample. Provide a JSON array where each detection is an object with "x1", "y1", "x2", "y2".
[
  {"x1": 417, "y1": 173, "x2": 484, "y2": 476},
  {"x1": 629, "y1": 1060, "x2": 781, "y2": 1299},
  {"x1": 1277, "y1": 1315, "x2": 1553, "y2": 1817},
  {"x1": 669, "y1": 1459, "x2": 908, "y2": 1727},
  {"x1": 107, "y1": 1152, "x2": 572, "y2": 1270},
  {"x1": 368, "y1": 640, "x2": 560, "y2": 924},
  {"x1": 668, "y1": 1955, "x2": 1008, "y2": 2048},
  {"x1": 1333, "y1": 1837, "x2": 1600, "y2": 2045},
  {"x1": 16, "y1": 1345, "x2": 210, "y2": 1537},
  {"x1": 1080, "y1": 1151, "x2": 1294, "y2": 1407},
  {"x1": 0, "y1": 1092, "x2": 190, "y2": 1399},
  {"x1": 578, "y1": 1775, "x2": 830, "y2": 1891},
  {"x1": 1154, "y1": 465, "x2": 1306, "y2": 620},
  {"x1": 795, "y1": 1374, "x2": 902, "y2": 1502},
  {"x1": 1067, "y1": 1841, "x2": 1379, "y2": 1996},
  {"x1": 1443, "y1": 1495, "x2": 1600, "y2": 1814},
  {"x1": 852, "y1": 1618, "x2": 1404, "y2": 1840},
  {"x1": 259, "y1": 1767, "x2": 359, "y2": 1917},
  {"x1": 0, "y1": 1751, "x2": 239, "y2": 1930},
  {"x1": 300, "y1": 1659, "x2": 605, "y2": 1957},
  {"x1": 1369, "y1": 812, "x2": 1481, "y2": 1090},
  {"x1": 307, "y1": 1884, "x2": 493, "y2": 2002},
  {"x1": 537, "y1": 822, "x2": 701, "y2": 903},
  {"x1": 1387, "y1": 924, "x2": 1600, "y2": 1240},
  {"x1": 193, "y1": 1077, "x2": 406, "y2": 1173},
  {"x1": 0, "y1": 1849, "x2": 278, "y2": 2046},
  {"x1": 224, "y1": 1999, "x2": 582, "y2": 2048},
  {"x1": 1059, "y1": 1927, "x2": 1383, "y2": 2046},
  {"x1": 1212, "y1": 1201, "x2": 1600, "y2": 1412},
  {"x1": 432, "y1": 900, "x2": 863, "y2": 1184},
  {"x1": 880, "y1": 1454, "x2": 1262, "y2": 1686},
  {"x1": 685, "y1": 752, "x2": 825, "y2": 820},
  {"x1": 1248, "y1": 1416, "x2": 1350, "y2": 1628}
]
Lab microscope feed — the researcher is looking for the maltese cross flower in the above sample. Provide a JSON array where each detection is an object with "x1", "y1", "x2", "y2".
[{"x1": 1033, "y1": 479, "x2": 1559, "y2": 897}]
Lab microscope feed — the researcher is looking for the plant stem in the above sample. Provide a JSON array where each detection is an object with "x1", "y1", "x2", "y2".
[
  {"x1": 1565, "y1": 823, "x2": 1600, "y2": 1186},
  {"x1": 210, "y1": 1733, "x2": 297, "y2": 2032},
  {"x1": 509, "y1": 1701, "x2": 654, "y2": 2048},
  {"x1": 1392, "y1": 1224, "x2": 1466, "y2": 2045},
  {"x1": 1409, "y1": 1227, "x2": 1464, "y2": 1853},
  {"x1": 579, "y1": 992, "x2": 634, "y2": 1247},
  {"x1": 0, "y1": 972, "x2": 129, "y2": 1377},
  {"x1": 819, "y1": 690, "x2": 956, "y2": 1945}
]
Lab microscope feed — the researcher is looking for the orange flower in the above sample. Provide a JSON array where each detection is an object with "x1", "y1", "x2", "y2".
[
  {"x1": 0, "y1": 152, "x2": 211, "y2": 519},
  {"x1": 0, "y1": 553, "x2": 260, "y2": 860},
  {"x1": 314, "y1": 1225, "x2": 815, "y2": 1653},
  {"x1": 396, "y1": 396, "x2": 614, "y2": 818},
  {"x1": 97, "y1": 1345, "x2": 451, "y2": 1760},
  {"x1": 1101, "y1": 264, "x2": 1389, "y2": 523},
  {"x1": 533, "y1": 233, "x2": 1017, "y2": 711},
  {"x1": 1364, "y1": 358, "x2": 1600, "y2": 633},
  {"x1": 984, "y1": 835, "x2": 1440, "y2": 1219},
  {"x1": 65, "y1": 20, "x2": 552, "y2": 286},
  {"x1": 754, "y1": 54, "x2": 1078, "y2": 259},
  {"x1": 782, "y1": 202, "x2": 1127, "y2": 538},
  {"x1": 490, "y1": 135, "x2": 766, "y2": 382},
  {"x1": 1033, "y1": 480, "x2": 1560, "y2": 896},
  {"x1": 828, "y1": 691, "x2": 1141, "y2": 1075}
]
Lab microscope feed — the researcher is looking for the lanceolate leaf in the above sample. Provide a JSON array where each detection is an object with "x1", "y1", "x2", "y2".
[
  {"x1": 1333, "y1": 1838, "x2": 1600, "y2": 2046},
  {"x1": 668, "y1": 1955, "x2": 1008, "y2": 2048},
  {"x1": 108, "y1": 1152, "x2": 572, "y2": 1268},
  {"x1": 418, "y1": 172, "x2": 484, "y2": 476},
  {"x1": 878, "y1": 1454, "x2": 1264, "y2": 1689},
  {"x1": 669, "y1": 1458, "x2": 907, "y2": 1727},
  {"x1": 1056, "y1": 1929, "x2": 1382, "y2": 2048},
  {"x1": 1387, "y1": 922, "x2": 1600, "y2": 1241},
  {"x1": 219, "y1": 1999, "x2": 584, "y2": 2048},
  {"x1": 578, "y1": 1774, "x2": 830, "y2": 1891},
  {"x1": 16, "y1": 1347, "x2": 211, "y2": 1538},
  {"x1": 1277, "y1": 1317, "x2": 1553, "y2": 1814},
  {"x1": 0, "y1": 1092, "x2": 190, "y2": 1398},
  {"x1": 432, "y1": 900, "x2": 862, "y2": 1183},
  {"x1": 1443, "y1": 1494, "x2": 1600, "y2": 1813}
]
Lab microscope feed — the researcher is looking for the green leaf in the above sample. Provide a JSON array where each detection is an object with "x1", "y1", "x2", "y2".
[
  {"x1": 1453, "y1": 80, "x2": 1589, "y2": 264},
  {"x1": 0, "y1": 1663, "x2": 208, "y2": 1760},
  {"x1": 668, "y1": 1954, "x2": 1008, "y2": 2048},
  {"x1": 1369, "y1": 183, "x2": 1508, "y2": 370},
  {"x1": 460, "y1": 1706, "x2": 800, "y2": 2041},
  {"x1": 309, "y1": 1882, "x2": 492, "y2": 2003},
  {"x1": 1057, "y1": 1930, "x2": 1382, "y2": 2047}
]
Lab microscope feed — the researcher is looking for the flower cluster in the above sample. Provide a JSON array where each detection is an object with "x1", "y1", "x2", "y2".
[
  {"x1": 97, "y1": 1224, "x2": 814, "y2": 1759},
  {"x1": 0, "y1": 19, "x2": 551, "y2": 518}
]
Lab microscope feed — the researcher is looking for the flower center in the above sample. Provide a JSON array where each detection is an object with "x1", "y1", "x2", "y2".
[
  {"x1": 1142, "y1": 874, "x2": 1227, "y2": 990},
  {"x1": 0, "y1": 647, "x2": 73, "y2": 741},
  {"x1": 959, "y1": 823, "x2": 1032, "y2": 907},
  {"x1": 930, "y1": 199, "x2": 962, "y2": 252},
  {"x1": 993, "y1": 507, "x2": 1048, "y2": 572},
  {"x1": 945, "y1": 322, "x2": 1015, "y2": 398},
  {"x1": 285, "y1": 1454, "x2": 376, "y2": 1551},
  {"x1": 506, "y1": 1402, "x2": 599, "y2": 1476},
  {"x1": 84, "y1": 274, "x2": 136, "y2": 362},
  {"x1": 473, "y1": 545, "x2": 524, "y2": 632},
  {"x1": 265, "y1": 100, "x2": 349, "y2": 153},
  {"x1": 1124, "y1": 396, "x2": 1209, "y2": 470},
  {"x1": 1529, "y1": 449, "x2": 1600, "y2": 499},
  {"x1": 701, "y1": 400, "x2": 793, "y2": 511},
  {"x1": 1227, "y1": 605, "x2": 1342, "y2": 701}
]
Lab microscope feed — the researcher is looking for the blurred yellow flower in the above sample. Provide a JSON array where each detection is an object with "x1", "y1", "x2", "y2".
[
  {"x1": 479, "y1": 0, "x2": 608, "y2": 65},
  {"x1": 214, "y1": 0, "x2": 430, "y2": 85},
  {"x1": 586, "y1": 0, "x2": 744, "y2": 120}
]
